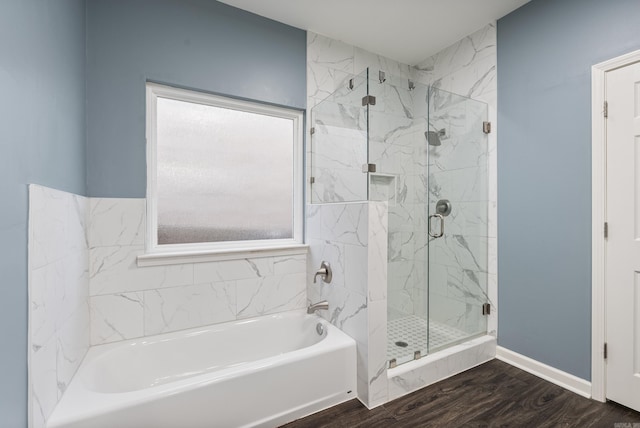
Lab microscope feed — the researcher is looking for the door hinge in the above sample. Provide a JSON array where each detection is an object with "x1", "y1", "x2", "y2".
[
  {"x1": 310, "y1": 177, "x2": 315, "y2": 184},
  {"x1": 362, "y1": 163, "x2": 377, "y2": 173},
  {"x1": 483, "y1": 121, "x2": 491, "y2": 134},
  {"x1": 604, "y1": 101, "x2": 608, "y2": 118},
  {"x1": 604, "y1": 343, "x2": 608, "y2": 359},
  {"x1": 604, "y1": 222, "x2": 608, "y2": 238},
  {"x1": 310, "y1": 127, "x2": 315, "y2": 135},
  {"x1": 482, "y1": 303, "x2": 491, "y2": 315},
  {"x1": 362, "y1": 95, "x2": 377, "y2": 106}
]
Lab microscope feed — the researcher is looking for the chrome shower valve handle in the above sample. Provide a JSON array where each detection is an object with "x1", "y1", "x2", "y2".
[{"x1": 313, "y1": 261, "x2": 332, "y2": 283}]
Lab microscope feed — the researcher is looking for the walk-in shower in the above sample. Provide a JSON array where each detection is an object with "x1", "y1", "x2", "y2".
[{"x1": 310, "y1": 67, "x2": 489, "y2": 370}]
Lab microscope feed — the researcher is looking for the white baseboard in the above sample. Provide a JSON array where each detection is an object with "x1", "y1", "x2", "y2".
[{"x1": 496, "y1": 346, "x2": 592, "y2": 399}]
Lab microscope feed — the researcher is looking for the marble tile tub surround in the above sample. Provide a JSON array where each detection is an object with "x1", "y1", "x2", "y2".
[
  {"x1": 29, "y1": 187, "x2": 308, "y2": 425},
  {"x1": 28, "y1": 185, "x2": 90, "y2": 428},
  {"x1": 306, "y1": 202, "x2": 389, "y2": 408},
  {"x1": 88, "y1": 198, "x2": 307, "y2": 345}
]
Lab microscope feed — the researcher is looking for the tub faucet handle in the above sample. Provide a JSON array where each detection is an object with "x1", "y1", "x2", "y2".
[{"x1": 313, "y1": 261, "x2": 332, "y2": 284}]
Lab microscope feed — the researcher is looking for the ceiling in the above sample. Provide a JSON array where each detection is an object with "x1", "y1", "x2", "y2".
[{"x1": 217, "y1": 0, "x2": 530, "y2": 65}]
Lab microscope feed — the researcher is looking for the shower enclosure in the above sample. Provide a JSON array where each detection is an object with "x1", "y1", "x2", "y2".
[{"x1": 310, "y1": 68, "x2": 489, "y2": 368}]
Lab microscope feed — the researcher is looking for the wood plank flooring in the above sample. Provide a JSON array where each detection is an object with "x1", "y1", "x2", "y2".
[{"x1": 283, "y1": 360, "x2": 640, "y2": 427}]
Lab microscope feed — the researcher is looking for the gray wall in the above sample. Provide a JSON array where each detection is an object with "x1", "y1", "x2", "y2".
[
  {"x1": 86, "y1": 0, "x2": 307, "y2": 197},
  {"x1": 0, "y1": 0, "x2": 86, "y2": 425},
  {"x1": 497, "y1": 0, "x2": 640, "y2": 380}
]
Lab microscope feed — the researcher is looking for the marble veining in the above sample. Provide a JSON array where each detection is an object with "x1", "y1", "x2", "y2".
[
  {"x1": 144, "y1": 282, "x2": 237, "y2": 335},
  {"x1": 86, "y1": 197, "x2": 309, "y2": 345},
  {"x1": 306, "y1": 24, "x2": 497, "y2": 408},
  {"x1": 28, "y1": 185, "x2": 90, "y2": 428}
]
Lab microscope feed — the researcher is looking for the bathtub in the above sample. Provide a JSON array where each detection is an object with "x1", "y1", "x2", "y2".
[{"x1": 47, "y1": 310, "x2": 357, "y2": 428}]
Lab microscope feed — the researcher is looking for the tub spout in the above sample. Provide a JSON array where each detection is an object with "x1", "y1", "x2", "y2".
[{"x1": 307, "y1": 300, "x2": 329, "y2": 314}]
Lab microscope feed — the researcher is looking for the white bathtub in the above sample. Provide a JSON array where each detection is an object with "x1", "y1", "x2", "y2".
[{"x1": 47, "y1": 310, "x2": 357, "y2": 428}]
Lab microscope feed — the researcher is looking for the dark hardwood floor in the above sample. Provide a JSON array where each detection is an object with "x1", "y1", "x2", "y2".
[{"x1": 283, "y1": 360, "x2": 640, "y2": 427}]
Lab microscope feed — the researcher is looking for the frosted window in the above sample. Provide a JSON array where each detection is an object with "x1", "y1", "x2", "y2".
[{"x1": 156, "y1": 97, "x2": 294, "y2": 245}]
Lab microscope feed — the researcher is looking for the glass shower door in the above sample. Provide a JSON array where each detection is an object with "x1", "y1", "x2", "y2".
[
  {"x1": 369, "y1": 69, "x2": 431, "y2": 366},
  {"x1": 427, "y1": 87, "x2": 489, "y2": 352}
]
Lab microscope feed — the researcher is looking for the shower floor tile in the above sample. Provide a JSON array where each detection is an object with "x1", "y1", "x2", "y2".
[{"x1": 387, "y1": 316, "x2": 468, "y2": 363}]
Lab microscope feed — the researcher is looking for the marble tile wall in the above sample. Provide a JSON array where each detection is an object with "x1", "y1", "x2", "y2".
[
  {"x1": 88, "y1": 198, "x2": 307, "y2": 345},
  {"x1": 306, "y1": 24, "x2": 498, "y2": 407},
  {"x1": 307, "y1": 33, "x2": 412, "y2": 206},
  {"x1": 28, "y1": 185, "x2": 90, "y2": 428},
  {"x1": 306, "y1": 201, "x2": 388, "y2": 408},
  {"x1": 368, "y1": 71, "x2": 430, "y2": 321},
  {"x1": 29, "y1": 190, "x2": 307, "y2": 423},
  {"x1": 412, "y1": 23, "x2": 498, "y2": 337},
  {"x1": 307, "y1": 33, "x2": 416, "y2": 408}
]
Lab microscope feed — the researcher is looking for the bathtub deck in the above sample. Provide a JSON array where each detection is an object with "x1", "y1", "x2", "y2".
[{"x1": 282, "y1": 359, "x2": 640, "y2": 427}]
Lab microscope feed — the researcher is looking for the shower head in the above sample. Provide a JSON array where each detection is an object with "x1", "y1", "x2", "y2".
[{"x1": 425, "y1": 129, "x2": 446, "y2": 146}]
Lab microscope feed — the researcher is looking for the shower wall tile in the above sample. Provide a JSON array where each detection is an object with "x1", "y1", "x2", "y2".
[
  {"x1": 368, "y1": 202, "x2": 388, "y2": 302},
  {"x1": 307, "y1": 31, "x2": 418, "y2": 206},
  {"x1": 354, "y1": 47, "x2": 411, "y2": 78},
  {"x1": 445, "y1": 267, "x2": 488, "y2": 304},
  {"x1": 321, "y1": 202, "x2": 369, "y2": 246},
  {"x1": 307, "y1": 62, "x2": 353, "y2": 101},
  {"x1": 307, "y1": 23, "x2": 498, "y2": 409},
  {"x1": 413, "y1": 23, "x2": 496, "y2": 85},
  {"x1": 412, "y1": 22, "x2": 498, "y2": 340},
  {"x1": 344, "y1": 244, "x2": 368, "y2": 297},
  {"x1": 367, "y1": 299, "x2": 389, "y2": 408},
  {"x1": 28, "y1": 185, "x2": 90, "y2": 428},
  {"x1": 431, "y1": 235, "x2": 489, "y2": 273},
  {"x1": 387, "y1": 289, "x2": 413, "y2": 315},
  {"x1": 307, "y1": 33, "x2": 355, "y2": 74},
  {"x1": 310, "y1": 125, "x2": 368, "y2": 203}
]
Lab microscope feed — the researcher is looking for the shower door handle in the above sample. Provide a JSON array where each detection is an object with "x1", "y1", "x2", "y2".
[{"x1": 428, "y1": 213, "x2": 444, "y2": 238}]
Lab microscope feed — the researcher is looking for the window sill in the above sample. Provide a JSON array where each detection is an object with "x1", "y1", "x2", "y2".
[{"x1": 136, "y1": 244, "x2": 309, "y2": 267}]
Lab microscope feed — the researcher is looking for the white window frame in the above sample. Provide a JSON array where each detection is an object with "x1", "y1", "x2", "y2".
[{"x1": 139, "y1": 83, "x2": 305, "y2": 266}]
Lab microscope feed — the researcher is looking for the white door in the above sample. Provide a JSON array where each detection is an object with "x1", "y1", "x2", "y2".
[{"x1": 605, "y1": 61, "x2": 640, "y2": 412}]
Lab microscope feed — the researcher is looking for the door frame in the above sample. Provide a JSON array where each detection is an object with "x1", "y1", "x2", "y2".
[{"x1": 591, "y1": 49, "x2": 640, "y2": 402}]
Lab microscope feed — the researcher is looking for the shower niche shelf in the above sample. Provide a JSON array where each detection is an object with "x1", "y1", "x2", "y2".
[{"x1": 369, "y1": 173, "x2": 397, "y2": 206}]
